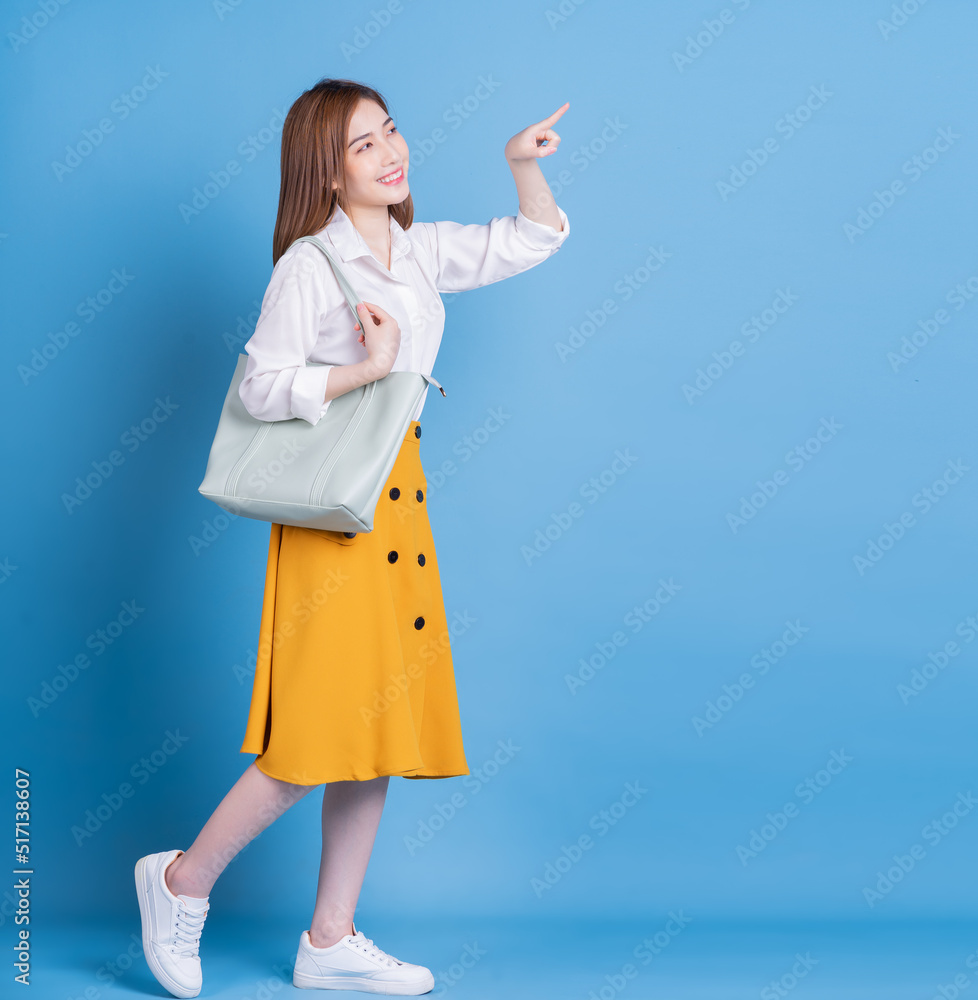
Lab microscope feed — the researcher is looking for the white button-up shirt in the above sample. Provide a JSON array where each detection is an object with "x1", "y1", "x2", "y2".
[{"x1": 238, "y1": 201, "x2": 571, "y2": 425}]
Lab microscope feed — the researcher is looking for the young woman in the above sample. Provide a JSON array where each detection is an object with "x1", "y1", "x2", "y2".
[{"x1": 135, "y1": 77, "x2": 570, "y2": 998}]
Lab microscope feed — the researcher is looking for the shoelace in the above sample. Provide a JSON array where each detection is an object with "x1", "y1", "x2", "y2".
[
  {"x1": 351, "y1": 932, "x2": 402, "y2": 968},
  {"x1": 171, "y1": 901, "x2": 209, "y2": 959}
]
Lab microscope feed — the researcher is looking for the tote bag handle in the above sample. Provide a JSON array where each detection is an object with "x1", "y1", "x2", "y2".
[{"x1": 290, "y1": 234, "x2": 446, "y2": 398}]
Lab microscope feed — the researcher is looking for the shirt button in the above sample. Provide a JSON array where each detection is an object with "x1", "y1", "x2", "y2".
[
  {"x1": 389, "y1": 487, "x2": 400, "y2": 500},
  {"x1": 417, "y1": 553, "x2": 425, "y2": 566},
  {"x1": 414, "y1": 616, "x2": 425, "y2": 630},
  {"x1": 415, "y1": 425, "x2": 422, "y2": 439},
  {"x1": 343, "y1": 532, "x2": 357, "y2": 538},
  {"x1": 388, "y1": 550, "x2": 398, "y2": 563},
  {"x1": 416, "y1": 489, "x2": 424, "y2": 502}
]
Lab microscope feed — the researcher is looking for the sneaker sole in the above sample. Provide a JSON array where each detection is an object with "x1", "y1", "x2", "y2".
[
  {"x1": 134, "y1": 856, "x2": 202, "y2": 1000},
  {"x1": 293, "y1": 968, "x2": 435, "y2": 995}
]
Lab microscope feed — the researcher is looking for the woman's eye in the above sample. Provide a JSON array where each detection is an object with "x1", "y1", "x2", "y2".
[{"x1": 357, "y1": 126, "x2": 397, "y2": 152}]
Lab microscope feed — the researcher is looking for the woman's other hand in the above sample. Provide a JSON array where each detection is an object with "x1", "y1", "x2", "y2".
[
  {"x1": 353, "y1": 300, "x2": 401, "y2": 377},
  {"x1": 504, "y1": 102, "x2": 569, "y2": 163}
]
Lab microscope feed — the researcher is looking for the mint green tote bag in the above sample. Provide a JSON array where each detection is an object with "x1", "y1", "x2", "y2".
[{"x1": 197, "y1": 236, "x2": 445, "y2": 533}]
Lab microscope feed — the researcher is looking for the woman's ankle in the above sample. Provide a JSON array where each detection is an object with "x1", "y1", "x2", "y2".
[
  {"x1": 165, "y1": 853, "x2": 212, "y2": 900},
  {"x1": 308, "y1": 922, "x2": 354, "y2": 950}
]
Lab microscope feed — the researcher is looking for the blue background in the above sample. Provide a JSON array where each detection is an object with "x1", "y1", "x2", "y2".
[{"x1": 2, "y1": 0, "x2": 977, "y2": 996}]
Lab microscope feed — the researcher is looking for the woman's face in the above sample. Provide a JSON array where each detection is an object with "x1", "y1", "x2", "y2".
[{"x1": 341, "y1": 98, "x2": 409, "y2": 211}]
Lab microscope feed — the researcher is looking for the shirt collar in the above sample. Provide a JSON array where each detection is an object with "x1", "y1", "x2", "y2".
[{"x1": 316, "y1": 203, "x2": 411, "y2": 268}]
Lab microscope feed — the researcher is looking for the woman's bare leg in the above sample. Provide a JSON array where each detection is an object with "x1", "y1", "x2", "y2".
[
  {"x1": 165, "y1": 761, "x2": 317, "y2": 898},
  {"x1": 308, "y1": 775, "x2": 390, "y2": 948}
]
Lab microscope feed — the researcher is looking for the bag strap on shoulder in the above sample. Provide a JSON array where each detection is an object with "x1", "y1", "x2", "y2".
[{"x1": 289, "y1": 234, "x2": 446, "y2": 398}]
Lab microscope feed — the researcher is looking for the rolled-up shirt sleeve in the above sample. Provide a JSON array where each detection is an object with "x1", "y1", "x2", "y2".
[
  {"x1": 417, "y1": 204, "x2": 570, "y2": 293},
  {"x1": 237, "y1": 244, "x2": 335, "y2": 425}
]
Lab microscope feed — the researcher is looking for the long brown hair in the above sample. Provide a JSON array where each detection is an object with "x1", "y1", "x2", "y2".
[{"x1": 271, "y1": 77, "x2": 414, "y2": 265}]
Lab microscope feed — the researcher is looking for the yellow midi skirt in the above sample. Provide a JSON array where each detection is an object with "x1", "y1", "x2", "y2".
[{"x1": 239, "y1": 420, "x2": 470, "y2": 785}]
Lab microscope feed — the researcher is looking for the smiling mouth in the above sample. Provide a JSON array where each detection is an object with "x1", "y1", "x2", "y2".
[{"x1": 377, "y1": 167, "x2": 404, "y2": 184}]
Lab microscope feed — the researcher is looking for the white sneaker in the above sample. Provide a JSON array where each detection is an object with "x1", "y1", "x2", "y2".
[
  {"x1": 134, "y1": 849, "x2": 210, "y2": 999},
  {"x1": 293, "y1": 922, "x2": 435, "y2": 995}
]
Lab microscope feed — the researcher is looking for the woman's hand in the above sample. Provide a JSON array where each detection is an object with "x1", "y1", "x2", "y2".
[
  {"x1": 353, "y1": 300, "x2": 401, "y2": 378},
  {"x1": 504, "y1": 102, "x2": 569, "y2": 163}
]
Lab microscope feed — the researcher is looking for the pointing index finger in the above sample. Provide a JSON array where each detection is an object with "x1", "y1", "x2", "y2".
[{"x1": 541, "y1": 102, "x2": 570, "y2": 127}]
